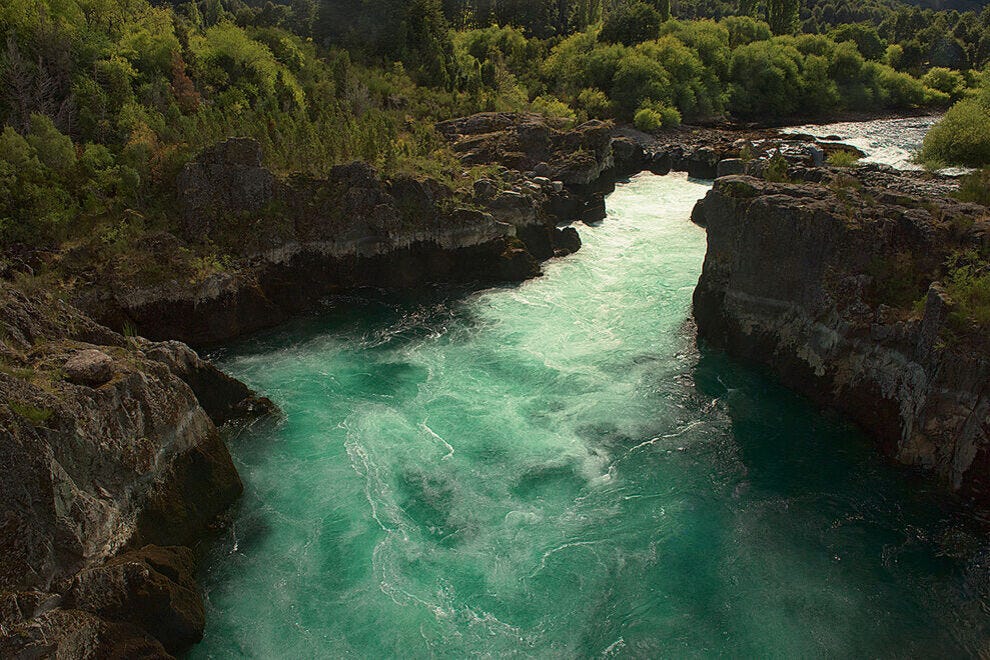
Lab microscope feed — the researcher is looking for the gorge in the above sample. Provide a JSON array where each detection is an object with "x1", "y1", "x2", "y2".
[
  {"x1": 3, "y1": 115, "x2": 990, "y2": 657},
  {"x1": 192, "y1": 146, "x2": 990, "y2": 654}
]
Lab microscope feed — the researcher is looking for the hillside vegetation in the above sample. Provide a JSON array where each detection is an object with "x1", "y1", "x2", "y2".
[{"x1": 1, "y1": 0, "x2": 988, "y2": 281}]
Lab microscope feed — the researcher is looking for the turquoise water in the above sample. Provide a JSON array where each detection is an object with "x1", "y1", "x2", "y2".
[{"x1": 195, "y1": 173, "x2": 989, "y2": 658}]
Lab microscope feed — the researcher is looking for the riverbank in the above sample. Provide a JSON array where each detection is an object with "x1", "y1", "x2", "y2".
[
  {"x1": 193, "y1": 171, "x2": 990, "y2": 657},
  {"x1": 2, "y1": 112, "x2": 987, "y2": 656}
]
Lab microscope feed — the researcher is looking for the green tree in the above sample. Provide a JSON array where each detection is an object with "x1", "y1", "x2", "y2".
[
  {"x1": 600, "y1": 1, "x2": 662, "y2": 46},
  {"x1": 766, "y1": 0, "x2": 799, "y2": 36},
  {"x1": 828, "y1": 23, "x2": 886, "y2": 61}
]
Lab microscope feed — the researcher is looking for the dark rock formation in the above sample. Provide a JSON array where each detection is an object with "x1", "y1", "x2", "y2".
[
  {"x1": 693, "y1": 175, "x2": 990, "y2": 499},
  {"x1": 0, "y1": 284, "x2": 271, "y2": 655},
  {"x1": 66, "y1": 546, "x2": 204, "y2": 653},
  {"x1": 177, "y1": 138, "x2": 275, "y2": 240},
  {"x1": 436, "y1": 112, "x2": 614, "y2": 185},
  {"x1": 79, "y1": 135, "x2": 600, "y2": 347}
]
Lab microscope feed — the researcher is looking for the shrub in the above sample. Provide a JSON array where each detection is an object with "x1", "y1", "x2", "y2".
[
  {"x1": 946, "y1": 264, "x2": 990, "y2": 330},
  {"x1": 634, "y1": 107, "x2": 664, "y2": 131},
  {"x1": 956, "y1": 168, "x2": 990, "y2": 206},
  {"x1": 721, "y1": 16, "x2": 772, "y2": 48},
  {"x1": 763, "y1": 151, "x2": 791, "y2": 182},
  {"x1": 576, "y1": 88, "x2": 614, "y2": 118},
  {"x1": 658, "y1": 104, "x2": 682, "y2": 128},
  {"x1": 922, "y1": 67, "x2": 967, "y2": 102},
  {"x1": 531, "y1": 95, "x2": 578, "y2": 126},
  {"x1": 728, "y1": 40, "x2": 803, "y2": 117},
  {"x1": 611, "y1": 54, "x2": 672, "y2": 115},
  {"x1": 600, "y1": 1, "x2": 662, "y2": 46},
  {"x1": 921, "y1": 99, "x2": 990, "y2": 167},
  {"x1": 828, "y1": 149, "x2": 860, "y2": 167},
  {"x1": 634, "y1": 102, "x2": 681, "y2": 131}
]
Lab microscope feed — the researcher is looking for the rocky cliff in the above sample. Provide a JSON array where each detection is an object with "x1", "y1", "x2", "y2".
[
  {"x1": 78, "y1": 133, "x2": 594, "y2": 347},
  {"x1": 0, "y1": 283, "x2": 271, "y2": 656},
  {"x1": 693, "y1": 174, "x2": 990, "y2": 500}
]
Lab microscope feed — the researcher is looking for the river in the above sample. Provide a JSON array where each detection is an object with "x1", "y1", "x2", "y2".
[{"x1": 193, "y1": 154, "x2": 988, "y2": 657}]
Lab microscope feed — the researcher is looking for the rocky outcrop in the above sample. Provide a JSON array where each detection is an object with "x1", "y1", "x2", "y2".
[
  {"x1": 436, "y1": 112, "x2": 614, "y2": 185},
  {"x1": 0, "y1": 284, "x2": 271, "y2": 655},
  {"x1": 78, "y1": 140, "x2": 588, "y2": 347},
  {"x1": 693, "y1": 175, "x2": 990, "y2": 499},
  {"x1": 176, "y1": 137, "x2": 275, "y2": 240}
]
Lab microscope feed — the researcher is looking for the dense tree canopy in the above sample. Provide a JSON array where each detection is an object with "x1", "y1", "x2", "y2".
[{"x1": 1, "y1": 0, "x2": 987, "y2": 264}]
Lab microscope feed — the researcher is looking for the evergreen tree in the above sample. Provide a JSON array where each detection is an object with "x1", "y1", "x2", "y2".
[{"x1": 767, "y1": 0, "x2": 799, "y2": 35}]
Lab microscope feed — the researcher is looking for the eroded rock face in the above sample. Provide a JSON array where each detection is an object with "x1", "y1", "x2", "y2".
[
  {"x1": 436, "y1": 113, "x2": 614, "y2": 185},
  {"x1": 79, "y1": 136, "x2": 599, "y2": 346},
  {"x1": 693, "y1": 175, "x2": 990, "y2": 499},
  {"x1": 177, "y1": 138, "x2": 275, "y2": 239},
  {"x1": 0, "y1": 284, "x2": 269, "y2": 654},
  {"x1": 67, "y1": 546, "x2": 204, "y2": 653}
]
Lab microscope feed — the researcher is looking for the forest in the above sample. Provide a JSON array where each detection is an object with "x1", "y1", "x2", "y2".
[{"x1": 1, "y1": 0, "x2": 989, "y2": 266}]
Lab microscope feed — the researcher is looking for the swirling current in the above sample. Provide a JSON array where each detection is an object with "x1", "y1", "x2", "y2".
[{"x1": 193, "y1": 172, "x2": 990, "y2": 658}]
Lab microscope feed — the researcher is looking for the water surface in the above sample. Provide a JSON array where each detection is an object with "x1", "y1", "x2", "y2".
[
  {"x1": 195, "y1": 172, "x2": 989, "y2": 658},
  {"x1": 783, "y1": 115, "x2": 940, "y2": 170}
]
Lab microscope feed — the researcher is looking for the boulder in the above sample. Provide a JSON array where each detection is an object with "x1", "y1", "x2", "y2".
[
  {"x1": 715, "y1": 158, "x2": 746, "y2": 178},
  {"x1": 64, "y1": 349, "x2": 115, "y2": 387},
  {"x1": 68, "y1": 546, "x2": 204, "y2": 652}
]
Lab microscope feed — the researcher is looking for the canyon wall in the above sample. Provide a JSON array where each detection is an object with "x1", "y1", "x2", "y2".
[
  {"x1": 0, "y1": 284, "x2": 271, "y2": 656},
  {"x1": 693, "y1": 174, "x2": 990, "y2": 499}
]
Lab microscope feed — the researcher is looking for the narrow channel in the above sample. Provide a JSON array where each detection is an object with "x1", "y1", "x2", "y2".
[{"x1": 194, "y1": 171, "x2": 989, "y2": 657}]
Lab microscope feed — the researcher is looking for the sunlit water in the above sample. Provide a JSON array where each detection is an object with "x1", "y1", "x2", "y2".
[
  {"x1": 783, "y1": 115, "x2": 941, "y2": 170},
  {"x1": 194, "y1": 172, "x2": 989, "y2": 658}
]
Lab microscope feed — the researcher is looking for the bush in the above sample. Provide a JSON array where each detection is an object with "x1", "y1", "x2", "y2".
[
  {"x1": 763, "y1": 151, "x2": 791, "y2": 182},
  {"x1": 922, "y1": 67, "x2": 967, "y2": 102},
  {"x1": 600, "y1": 1, "x2": 662, "y2": 46},
  {"x1": 611, "y1": 53, "x2": 672, "y2": 115},
  {"x1": 576, "y1": 88, "x2": 614, "y2": 118},
  {"x1": 921, "y1": 99, "x2": 990, "y2": 167},
  {"x1": 956, "y1": 168, "x2": 990, "y2": 206},
  {"x1": 721, "y1": 16, "x2": 772, "y2": 48},
  {"x1": 634, "y1": 107, "x2": 664, "y2": 131},
  {"x1": 946, "y1": 264, "x2": 990, "y2": 330},
  {"x1": 728, "y1": 40, "x2": 803, "y2": 117},
  {"x1": 531, "y1": 94, "x2": 578, "y2": 126},
  {"x1": 658, "y1": 104, "x2": 682, "y2": 127},
  {"x1": 633, "y1": 102, "x2": 681, "y2": 132},
  {"x1": 827, "y1": 149, "x2": 860, "y2": 167}
]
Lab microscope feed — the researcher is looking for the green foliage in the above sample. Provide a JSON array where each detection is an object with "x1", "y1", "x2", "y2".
[
  {"x1": 531, "y1": 95, "x2": 578, "y2": 125},
  {"x1": 921, "y1": 67, "x2": 967, "y2": 102},
  {"x1": 0, "y1": 0, "x2": 971, "y2": 269},
  {"x1": 10, "y1": 402, "x2": 53, "y2": 426},
  {"x1": 956, "y1": 167, "x2": 990, "y2": 206},
  {"x1": 766, "y1": 0, "x2": 800, "y2": 35},
  {"x1": 634, "y1": 107, "x2": 663, "y2": 132},
  {"x1": 921, "y1": 95, "x2": 990, "y2": 167},
  {"x1": 728, "y1": 40, "x2": 803, "y2": 117},
  {"x1": 828, "y1": 23, "x2": 886, "y2": 60},
  {"x1": 722, "y1": 16, "x2": 772, "y2": 48},
  {"x1": 827, "y1": 149, "x2": 861, "y2": 167},
  {"x1": 610, "y1": 53, "x2": 672, "y2": 115},
  {"x1": 763, "y1": 150, "x2": 791, "y2": 182},
  {"x1": 600, "y1": 1, "x2": 662, "y2": 46},
  {"x1": 945, "y1": 262, "x2": 990, "y2": 330},
  {"x1": 634, "y1": 102, "x2": 680, "y2": 131},
  {"x1": 576, "y1": 88, "x2": 614, "y2": 118}
]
